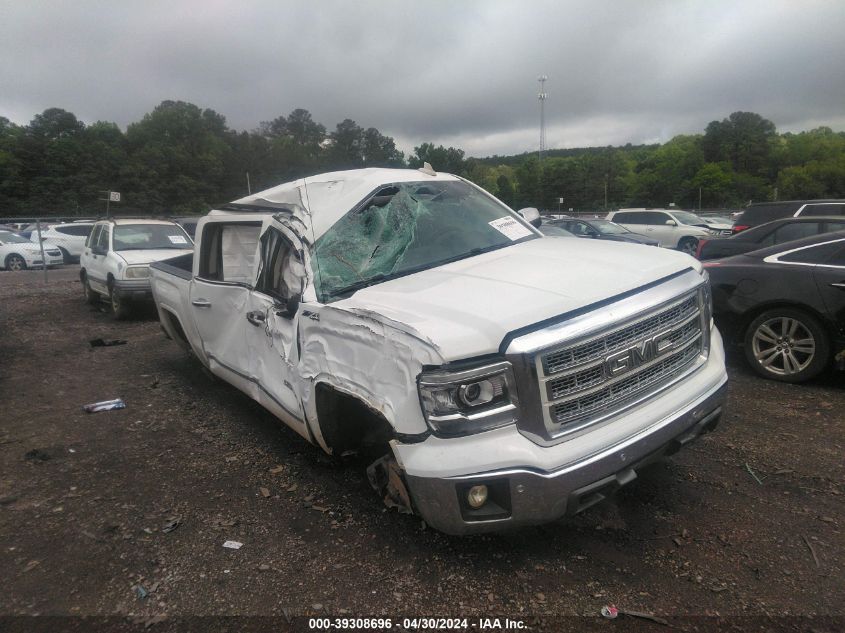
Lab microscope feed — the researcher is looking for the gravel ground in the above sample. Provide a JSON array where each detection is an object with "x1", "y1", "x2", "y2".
[{"x1": 0, "y1": 267, "x2": 843, "y2": 630}]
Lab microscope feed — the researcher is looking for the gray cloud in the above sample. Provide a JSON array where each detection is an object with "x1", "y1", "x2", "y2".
[{"x1": 2, "y1": 0, "x2": 844, "y2": 157}]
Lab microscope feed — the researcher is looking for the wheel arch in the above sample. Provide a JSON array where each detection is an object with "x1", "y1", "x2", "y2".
[
  {"x1": 312, "y1": 380, "x2": 398, "y2": 458},
  {"x1": 737, "y1": 300, "x2": 834, "y2": 341}
]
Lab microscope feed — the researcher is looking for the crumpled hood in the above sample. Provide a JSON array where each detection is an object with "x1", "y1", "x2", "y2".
[
  {"x1": 116, "y1": 248, "x2": 193, "y2": 265},
  {"x1": 335, "y1": 237, "x2": 700, "y2": 361}
]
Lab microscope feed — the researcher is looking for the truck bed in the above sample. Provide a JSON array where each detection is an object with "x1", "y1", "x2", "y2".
[{"x1": 150, "y1": 252, "x2": 193, "y2": 280}]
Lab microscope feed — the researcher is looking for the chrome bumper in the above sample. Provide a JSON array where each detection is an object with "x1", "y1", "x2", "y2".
[{"x1": 405, "y1": 380, "x2": 727, "y2": 535}]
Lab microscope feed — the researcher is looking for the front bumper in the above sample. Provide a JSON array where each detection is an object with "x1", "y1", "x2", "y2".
[
  {"x1": 112, "y1": 278, "x2": 153, "y2": 301},
  {"x1": 402, "y1": 371, "x2": 727, "y2": 535}
]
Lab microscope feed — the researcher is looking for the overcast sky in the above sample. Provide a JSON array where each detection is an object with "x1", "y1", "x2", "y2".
[{"x1": 2, "y1": 1, "x2": 844, "y2": 157}]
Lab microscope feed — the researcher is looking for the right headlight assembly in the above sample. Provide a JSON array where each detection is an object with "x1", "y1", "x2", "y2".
[{"x1": 418, "y1": 361, "x2": 520, "y2": 437}]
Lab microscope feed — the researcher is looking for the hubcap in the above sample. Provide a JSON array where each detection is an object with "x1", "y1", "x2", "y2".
[
  {"x1": 752, "y1": 317, "x2": 815, "y2": 376},
  {"x1": 681, "y1": 240, "x2": 696, "y2": 254},
  {"x1": 8, "y1": 256, "x2": 23, "y2": 271}
]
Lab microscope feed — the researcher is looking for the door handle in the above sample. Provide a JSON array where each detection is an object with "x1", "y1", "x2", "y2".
[
  {"x1": 191, "y1": 298, "x2": 212, "y2": 308},
  {"x1": 246, "y1": 310, "x2": 266, "y2": 326},
  {"x1": 830, "y1": 282, "x2": 845, "y2": 290}
]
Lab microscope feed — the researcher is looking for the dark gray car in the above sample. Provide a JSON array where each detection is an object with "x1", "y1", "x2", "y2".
[{"x1": 547, "y1": 218, "x2": 659, "y2": 246}]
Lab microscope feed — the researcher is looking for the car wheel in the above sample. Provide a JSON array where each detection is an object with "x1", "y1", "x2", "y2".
[
  {"x1": 109, "y1": 286, "x2": 132, "y2": 320},
  {"x1": 4, "y1": 253, "x2": 26, "y2": 271},
  {"x1": 678, "y1": 237, "x2": 698, "y2": 255},
  {"x1": 82, "y1": 274, "x2": 100, "y2": 305},
  {"x1": 743, "y1": 308, "x2": 830, "y2": 383},
  {"x1": 58, "y1": 247, "x2": 71, "y2": 264}
]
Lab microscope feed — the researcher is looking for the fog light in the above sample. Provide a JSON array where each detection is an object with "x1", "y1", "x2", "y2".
[{"x1": 467, "y1": 485, "x2": 488, "y2": 509}]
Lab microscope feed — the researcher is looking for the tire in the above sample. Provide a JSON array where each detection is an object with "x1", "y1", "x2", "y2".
[
  {"x1": 109, "y1": 285, "x2": 132, "y2": 320},
  {"x1": 58, "y1": 247, "x2": 71, "y2": 265},
  {"x1": 82, "y1": 274, "x2": 99, "y2": 305},
  {"x1": 677, "y1": 237, "x2": 698, "y2": 255},
  {"x1": 743, "y1": 308, "x2": 830, "y2": 383},
  {"x1": 4, "y1": 253, "x2": 27, "y2": 271}
]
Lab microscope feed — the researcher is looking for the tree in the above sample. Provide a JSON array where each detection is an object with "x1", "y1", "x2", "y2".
[
  {"x1": 702, "y1": 111, "x2": 776, "y2": 176},
  {"x1": 408, "y1": 143, "x2": 465, "y2": 175}
]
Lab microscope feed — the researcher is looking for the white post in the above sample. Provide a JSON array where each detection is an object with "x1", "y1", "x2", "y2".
[{"x1": 36, "y1": 219, "x2": 47, "y2": 283}]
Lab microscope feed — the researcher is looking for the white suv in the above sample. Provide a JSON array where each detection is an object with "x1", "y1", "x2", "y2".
[
  {"x1": 30, "y1": 222, "x2": 95, "y2": 263},
  {"x1": 606, "y1": 209, "x2": 714, "y2": 254},
  {"x1": 80, "y1": 219, "x2": 193, "y2": 318}
]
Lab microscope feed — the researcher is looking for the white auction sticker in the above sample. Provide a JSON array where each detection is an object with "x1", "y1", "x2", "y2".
[
  {"x1": 489, "y1": 216, "x2": 533, "y2": 241},
  {"x1": 168, "y1": 234, "x2": 188, "y2": 245}
]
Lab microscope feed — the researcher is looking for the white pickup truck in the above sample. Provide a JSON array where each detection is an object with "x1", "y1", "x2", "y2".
[{"x1": 150, "y1": 167, "x2": 728, "y2": 534}]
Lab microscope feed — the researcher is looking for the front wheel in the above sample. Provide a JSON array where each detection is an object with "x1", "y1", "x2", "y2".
[
  {"x1": 677, "y1": 237, "x2": 698, "y2": 255},
  {"x1": 743, "y1": 308, "x2": 830, "y2": 383},
  {"x1": 59, "y1": 247, "x2": 71, "y2": 264},
  {"x1": 109, "y1": 287, "x2": 132, "y2": 320},
  {"x1": 5, "y1": 253, "x2": 27, "y2": 271}
]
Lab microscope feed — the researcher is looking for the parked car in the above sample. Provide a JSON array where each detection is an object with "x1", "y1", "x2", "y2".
[
  {"x1": 700, "y1": 216, "x2": 734, "y2": 234},
  {"x1": 150, "y1": 167, "x2": 727, "y2": 535},
  {"x1": 80, "y1": 219, "x2": 194, "y2": 318},
  {"x1": 731, "y1": 199, "x2": 845, "y2": 234},
  {"x1": 537, "y1": 221, "x2": 575, "y2": 237},
  {"x1": 704, "y1": 230, "x2": 845, "y2": 382},
  {"x1": 29, "y1": 222, "x2": 95, "y2": 263},
  {"x1": 0, "y1": 229, "x2": 64, "y2": 270},
  {"x1": 697, "y1": 216, "x2": 845, "y2": 260},
  {"x1": 170, "y1": 216, "x2": 199, "y2": 239},
  {"x1": 547, "y1": 217, "x2": 659, "y2": 246},
  {"x1": 606, "y1": 209, "x2": 714, "y2": 254}
]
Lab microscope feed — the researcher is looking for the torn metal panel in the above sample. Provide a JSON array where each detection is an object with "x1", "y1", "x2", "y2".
[
  {"x1": 296, "y1": 304, "x2": 444, "y2": 439},
  {"x1": 367, "y1": 453, "x2": 413, "y2": 514}
]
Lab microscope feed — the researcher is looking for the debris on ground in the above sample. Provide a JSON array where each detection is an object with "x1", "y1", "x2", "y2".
[
  {"x1": 260, "y1": 487, "x2": 270, "y2": 498},
  {"x1": 745, "y1": 462, "x2": 764, "y2": 485},
  {"x1": 89, "y1": 338, "x2": 127, "y2": 348},
  {"x1": 82, "y1": 398, "x2": 126, "y2": 413},
  {"x1": 601, "y1": 604, "x2": 669, "y2": 626},
  {"x1": 223, "y1": 540, "x2": 243, "y2": 550},
  {"x1": 802, "y1": 534, "x2": 821, "y2": 567},
  {"x1": 133, "y1": 585, "x2": 148, "y2": 600},
  {"x1": 367, "y1": 453, "x2": 413, "y2": 514},
  {"x1": 24, "y1": 449, "x2": 51, "y2": 462},
  {"x1": 161, "y1": 518, "x2": 181, "y2": 533}
]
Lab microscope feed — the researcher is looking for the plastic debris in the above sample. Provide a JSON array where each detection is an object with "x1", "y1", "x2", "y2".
[
  {"x1": 223, "y1": 540, "x2": 243, "y2": 550},
  {"x1": 133, "y1": 585, "x2": 148, "y2": 600},
  {"x1": 89, "y1": 338, "x2": 127, "y2": 348},
  {"x1": 745, "y1": 462, "x2": 764, "y2": 485},
  {"x1": 601, "y1": 605, "x2": 668, "y2": 626},
  {"x1": 83, "y1": 399, "x2": 126, "y2": 413},
  {"x1": 162, "y1": 518, "x2": 181, "y2": 533}
]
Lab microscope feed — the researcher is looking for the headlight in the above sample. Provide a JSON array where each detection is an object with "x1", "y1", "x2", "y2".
[
  {"x1": 125, "y1": 265, "x2": 150, "y2": 279},
  {"x1": 418, "y1": 361, "x2": 520, "y2": 436}
]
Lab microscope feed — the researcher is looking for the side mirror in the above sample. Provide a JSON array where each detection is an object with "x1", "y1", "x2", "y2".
[
  {"x1": 516, "y1": 207, "x2": 542, "y2": 228},
  {"x1": 665, "y1": 219, "x2": 677, "y2": 226}
]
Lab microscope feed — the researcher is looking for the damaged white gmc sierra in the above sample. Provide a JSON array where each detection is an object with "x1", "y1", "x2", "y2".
[{"x1": 150, "y1": 166, "x2": 728, "y2": 534}]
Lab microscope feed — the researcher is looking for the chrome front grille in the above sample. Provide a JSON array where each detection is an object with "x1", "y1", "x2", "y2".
[{"x1": 536, "y1": 289, "x2": 706, "y2": 435}]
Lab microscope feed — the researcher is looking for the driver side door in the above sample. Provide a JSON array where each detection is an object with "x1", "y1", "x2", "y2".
[{"x1": 245, "y1": 222, "x2": 309, "y2": 433}]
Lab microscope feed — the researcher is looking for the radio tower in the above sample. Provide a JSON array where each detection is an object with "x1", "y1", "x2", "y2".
[{"x1": 537, "y1": 75, "x2": 548, "y2": 162}]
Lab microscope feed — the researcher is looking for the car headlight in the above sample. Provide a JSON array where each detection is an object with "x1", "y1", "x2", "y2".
[
  {"x1": 418, "y1": 361, "x2": 520, "y2": 436},
  {"x1": 125, "y1": 265, "x2": 150, "y2": 279}
]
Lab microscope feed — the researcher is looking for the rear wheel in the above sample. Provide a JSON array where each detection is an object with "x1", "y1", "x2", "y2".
[
  {"x1": 4, "y1": 254, "x2": 26, "y2": 271},
  {"x1": 743, "y1": 308, "x2": 830, "y2": 383},
  {"x1": 82, "y1": 274, "x2": 99, "y2": 305},
  {"x1": 677, "y1": 237, "x2": 698, "y2": 255},
  {"x1": 58, "y1": 247, "x2": 71, "y2": 264}
]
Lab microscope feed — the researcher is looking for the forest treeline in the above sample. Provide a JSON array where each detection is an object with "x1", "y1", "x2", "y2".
[{"x1": 1, "y1": 102, "x2": 844, "y2": 216}]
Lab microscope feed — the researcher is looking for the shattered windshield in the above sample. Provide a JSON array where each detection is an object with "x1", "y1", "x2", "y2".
[{"x1": 313, "y1": 180, "x2": 538, "y2": 302}]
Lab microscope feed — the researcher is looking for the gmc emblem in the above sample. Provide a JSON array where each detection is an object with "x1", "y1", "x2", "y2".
[{"x1": 604, "y1": 330, "x2": 676, "y2": 377}]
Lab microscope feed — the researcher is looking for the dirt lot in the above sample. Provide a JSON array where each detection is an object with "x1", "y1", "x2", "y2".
[{"x1": 0, "y1": 268, "x2": 843, "y2": 629}]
